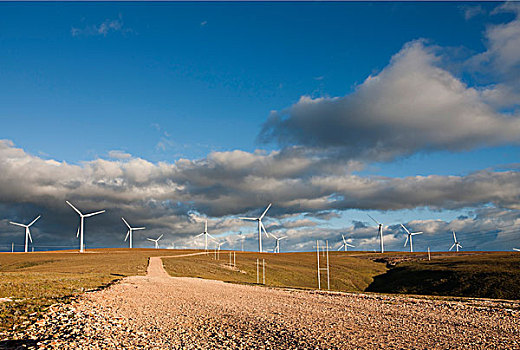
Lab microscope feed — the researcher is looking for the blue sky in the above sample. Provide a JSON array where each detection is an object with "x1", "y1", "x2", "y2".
[{"x1": 1, "y1": 2, "x2": 520, "y2": 252}]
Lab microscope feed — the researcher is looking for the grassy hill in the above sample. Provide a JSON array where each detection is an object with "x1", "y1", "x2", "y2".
[
  {"x1": 365, "y1": 252, "x2": 520, "y2": 300},
  {"x1": 162, "y1": 250, "x2": 387, "y2": 292}
]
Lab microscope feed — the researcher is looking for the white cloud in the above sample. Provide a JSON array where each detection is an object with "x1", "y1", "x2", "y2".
[
  {"x1": 259, "y1": 40, "x2": 520, "y2": 161},
  {"x1": 71, "y1": 15, "x2": 130, "y2": 37}
]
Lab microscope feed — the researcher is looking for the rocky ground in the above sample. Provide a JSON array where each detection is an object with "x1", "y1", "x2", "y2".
[{"x1": 2, "y1": 257, "x2": 519, "y2": 349}]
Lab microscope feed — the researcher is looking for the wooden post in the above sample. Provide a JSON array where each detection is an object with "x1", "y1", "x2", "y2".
[
  {"x1": 316, "y1": 240, "x2": 321, "y2": 290},
  {"x1": 256, "y1": 258, "x2": 259, "y2": 284},
  {"x1": 326, "y1": 240, "x2": 330, "y2": 290},
  {"x1": 262, "y1": 259, "x2": 265, "y2": 285}
]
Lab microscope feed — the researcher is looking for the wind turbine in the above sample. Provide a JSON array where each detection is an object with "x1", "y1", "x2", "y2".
[
  {"x1": 514, "y1": 248, "x2": 520, "y2": 252},
  {"x1": 270, "y1": 233, "x2": 287, "y2": 253},
  {"x1": 240, "y1": 203, "x2": 271, "y2": 253},
  {"x1": 9, "y1": 215, "x2": 41, "y2": 253},
  {"x1": 368, "y1": 214, "x2": 384, "y2": 253},
  {"x1": 449, "y1": 231, "x2": 462, "y2": 252},
  {"x1": 66, "y1": 201, "x2": 105, "y2": 253},
  {"x1": 194, "y1": 220, "x2": 216, "y2": 251},
  {"x1": 147, "y1": 234, "x2": 163, "y2": 249},
  {"x1": 337, "y1": 234, "x2": 355, "y2": 252},
  {"x1": 122, "y1": 217, "x2": 145, "y2": 249},
  {"x1": 401, "y1": 224, "x2": 423, "y2": 253}
]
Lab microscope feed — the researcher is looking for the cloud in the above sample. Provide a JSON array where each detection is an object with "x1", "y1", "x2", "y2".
[
  {"x1": 1, "y1": 139, "x2": 520, "y2": 250},
  {"x1": 71, "y1": 15, "x2": 130, "y2": 37},
  {"x1": 259, "y1": 40, "x2": 520, "y2": 162},
  {"x1": 200, "y1": 21, "x2": 208, "y2": 27},
  {"x1": 108, "y1": 150, "x2": 132, "y2": 160},
  {"x1": 462, "y1": 5, "x2": 486, "y2": 20}
]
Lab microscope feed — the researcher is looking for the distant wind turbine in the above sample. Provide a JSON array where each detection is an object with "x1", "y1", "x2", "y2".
[
  {"x1": 270, "y1": 233, "x2": 287, "y2": 253},
  {"x1": 337, "y1": 234, "x2": 355, "y2": 252},
  {"x1": 147, "y1": 234, "x2": 163, "y2": 249},
  {"x1": 240, "y1": 203, "x2": 271, "y2": 253},
  {"x1": 66, "y1": 201, "x2": 105, "y2": 253},
  {"x1": 122, "y1": 217, "x2": 145, "y2": 249},
  {"x1": 449, "y1": 231, "x2": 462, "y2": 252},
  {"x1": 10, "y1": 215, "x2": 41, "y2": 253},
  {"x1": 195, "y1": 220, "x2": 216, "y2": 251},
  {"x1": 401, "y1": 224, "x2": 423, "y2": 253},
  {"x1": 368, "y1": 214, "x2": 384, "y2": 253}
]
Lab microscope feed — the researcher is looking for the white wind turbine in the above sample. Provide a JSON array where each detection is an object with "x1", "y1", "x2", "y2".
[
  {"x1": 449, "y1": 231, "x2": 462, "y2": 252},
  {"x1": 66, "y1": 201, "x2": 105, "y2": 253},
  {"x1": 401, "y1": 224, "x2": 423, "y2": 253},
  {"x1": 122, "y1": 217, "x2": 145, "y2": 249},
  {"x1": 240, "y1": 203, "x2": 271, "y2": 253},
  {"x1": 337, "y1": 234, "x2": 355, "y2": 252},
  {"x1": 147, "y1": 234, "x2": 163, "y2": 249},
  {"x1": 514, "y1": 248, "x2": 520, "y2": 252},
  {"x1": 9, "y1": 215, "x2": 41, "y2": 253},
  {"x1": 270, "y1": 233, "x2": 287, "y2": 253},
  {"x1": 195, "y1": 220, "x2": 216, "y2": 251},
  {"x1": 368, "y1": 214, "x2": 384, "y2": 253}
]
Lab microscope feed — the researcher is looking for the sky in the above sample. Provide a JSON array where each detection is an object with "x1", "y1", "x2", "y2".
[{"x1": 1, "y1": 2, "x2": 520, "y2": 252}]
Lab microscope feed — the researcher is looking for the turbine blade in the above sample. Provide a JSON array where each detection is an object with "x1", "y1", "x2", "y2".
[
  {"x1": 337, "y1": 245, "x2": 344, "y2": 251},
  {"x1": 261, "y1": 222, "x2": 269, "y2": 237},
  {"x1": 259, "y1": 203, "x2": 272, "y2": 220},
  {"x1": 133, "y1": 227, "x2": 145, "y2": 230},
  {"x1": 449, "y1": 243, "x2": 455, "y2": 251},
  {"x1": 342, "y1": 234, "x2": 347, "y2": 244},
  {"x1": 404, "y1": 235, "x2": 409, "y2": 247},
  {"x1": 28, "y1": 215, "x2": 41, "y2": 227},
  {"x1": 346, "y1": 243, "x2": 355, "y2": 247},
  {"x1": 66, "y1": 201, "x2": 83, "y2": 215},
  {"x1": 195, "y1": 233, "x2": 204, "y2": 238},
  {"x1": 280, "y1": 237, "x2": 287, "y2": 240},
  {"x1": 513, "y1": 248, "x2": 520, "y2": 252},
  {"x1": 122, "y1": 217, "x2": 131, "y2": 229},
  {"x1": 84, "y1": 210, "x2": 105, "y2": 217},
  {"x1": 452, "y1": 231, "x2": 457, "y2": 242},
  {"x1": 205, "y1": 220, "x2": 207, "y2": 232},
  {"x1": 9, "y1": 222, "x2": 26, "y2": 227},
  {"x1": 239, "y1": 217, "x2": 257, "y2": 221},
  {"x1": 367, "y1": 214, "x2": 379, "y2": 225},
  {"x1": 124, "y1": 230, "x2": 130, "y2": 241},
  {"x1": 28, "y1": 230, "x2": 33, "y2": 243},
  {"x1": 157, "y1": 234, "x2": 163, "y2": 240},
  {"x1": 458, "y1": 244, "x2": 462, "y2": 248},
  {"x1": 400, "y1": 224, "x2": 410, "y2": 235},
  {"x1": 147, "y1": 238, "x2": 154, "y2": 242},
  {"x1": 76, "y1": 226, "x2": 80, "y2": 238},
  {"x1": 412, "y1": 231, "x2": 423, "y2": 235}
]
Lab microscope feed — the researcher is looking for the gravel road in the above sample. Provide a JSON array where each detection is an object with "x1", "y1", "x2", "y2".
[{"x1": 4, "y1": 257, "x2": 520, "y2": 349}]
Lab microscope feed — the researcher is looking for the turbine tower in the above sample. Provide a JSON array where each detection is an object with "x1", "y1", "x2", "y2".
[
  {"x1": 195, "y1": 220, "x2": 216, "y2": 251},
  {"x1": 66, "y1": 201, "x2": 105, "y2": 253},
  {"x1": 240, "y1": 203, "x2": 271, "y2": 253},
  {"x1": 270, "y1": 233, "x2": 287, "y2": 253},
  {"x1": 122, "y1": 217, "x2": 145, "y2": 249},
  {"x1": 9, "y1": 215, "x2": 41, "y2": 253},
  {"x1": 401, "y1": 224, "x2": 423, "y2": 253},
  {"x1": 449, "y1": 231, "x2": 462, "y2": 252},
  {"x1": 368, "y1": 214, "x2": 384, "y2": 253},
  {"x1": 337, "y1": 234, "x2": 355, "y2": 252},
  {"x1": 147, "y1": 234, "x2": 163, "y2": 249}
]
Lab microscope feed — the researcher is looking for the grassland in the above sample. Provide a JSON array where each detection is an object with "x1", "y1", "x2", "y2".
[
  {"x1": 0, "y1": 249, "x2": 188, "y2": 332},
  {"x1": 365, "y1": 252, "x2": 520, "y2": 300},
  {"x1": 162, "y1": 250, "x2": 387, "y2": 292}
]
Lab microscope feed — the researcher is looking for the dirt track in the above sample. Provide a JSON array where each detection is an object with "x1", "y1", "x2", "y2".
[{"x1": 7, "y1": 257, "x2": 520, "y2": 349}]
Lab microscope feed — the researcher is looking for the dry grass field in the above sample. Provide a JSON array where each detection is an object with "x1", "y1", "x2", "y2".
[
  {"x1": 162, "y1": 250, "x2": 387, "y2": 292},
  {"x1": 0, "y1": 249, "x2": 190, "y2": 332}
]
